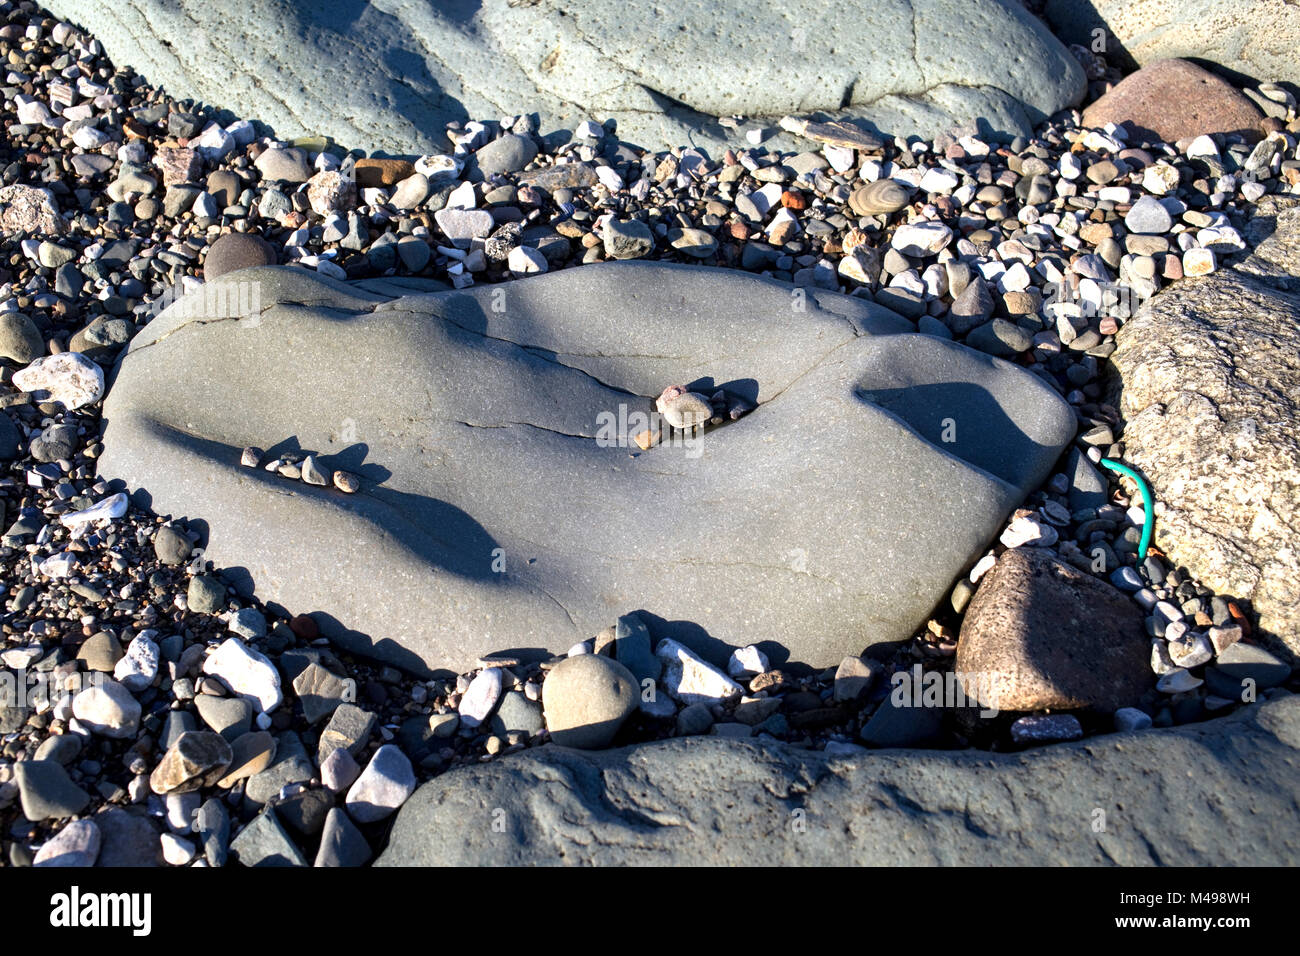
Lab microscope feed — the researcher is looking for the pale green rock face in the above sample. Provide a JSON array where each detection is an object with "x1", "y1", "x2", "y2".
[
  {"x1": 99, "y1": 262, "x2": 1073, "y2": 676},
  {"x1": 45, "y1": 0, "x2": 1085, "y2": 153}
]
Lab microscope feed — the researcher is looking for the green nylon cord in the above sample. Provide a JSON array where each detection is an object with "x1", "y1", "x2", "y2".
[{"x1": 1099, "y1": 457, "x2": 1153, "y2": 562}]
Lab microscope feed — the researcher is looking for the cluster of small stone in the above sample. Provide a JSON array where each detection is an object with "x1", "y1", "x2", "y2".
[
  {"x1": 958, "y1": 443, "x2": 1292, "y2": 737},
  {"x1": 446, "y1": 614, "x2": 959, "y2": 760},
  {"x1": 634, "y1": 383, "x2": 754, "y2": 448},
  {"x1": 941, "y1": 479, "x2": 1283, "y2": 746},
  {"x1": 239, "y1": 446, "x2": 360, "y2": 494},
  {"x1": 0, "y1": 460, "x2": 431, "y2": 866}
]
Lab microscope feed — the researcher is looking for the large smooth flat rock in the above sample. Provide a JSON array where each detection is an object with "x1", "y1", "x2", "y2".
[
  {"x1": 1111, "y1": 198, "x2": 1300, "y2": 663},
  {"x1": 100, "y1": 263, "x2": 1074, "y2": 675},
  {"x1": 376, "y1": 693, "x2": 1300, "y2": 865},
  {"x1": 48, "y1": 0, "x2": 1085, "y2": 153}
]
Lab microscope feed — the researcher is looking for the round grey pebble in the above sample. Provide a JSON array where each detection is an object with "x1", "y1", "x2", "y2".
[
  {"x1": 153, "y1": 524, "x2": 192, "y2": 565},
  {"x1": 676, "y1": 701, "x2": 714, "y2": 736},
  {"x1": 1124, "y1": 196, "x2": 1173, "y2": 235},
  {"x1": 187, "y1": 574, "x2": 226, "y2": 614},
  {"x1": 490, "y1": 691, "x2": 545, "y2": 736}
]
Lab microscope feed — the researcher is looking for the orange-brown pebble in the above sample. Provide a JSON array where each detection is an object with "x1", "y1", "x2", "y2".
[
  {"x1": 1227, "y1": 601, "x2": 1252, "y2": 635},
  {"x1": 780, "y1": 189, "x2": 806, "y2": 210},
  {"x1": 354, "y1": 157, "x2": 415, "y2": 188}
]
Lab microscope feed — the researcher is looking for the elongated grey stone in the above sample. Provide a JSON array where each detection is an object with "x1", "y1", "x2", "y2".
[
  {"x1": 100, "y1": 263, "x2": 1073, "y2": 675},
  {"x1": 378, "y1": 693, "x2": 1300, "y2": 866}
]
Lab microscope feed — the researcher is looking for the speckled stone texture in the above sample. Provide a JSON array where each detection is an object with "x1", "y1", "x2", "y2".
[
  {"x1": 1080, "y1": 59, "x2": 1264, "y2": 145},
  {"x1": 99, "y1": 263, "x2": 1074, "y2": 675},
  {"x1": 955, "y1": 548, "x2": 1150, "y2": 712},
  {"x1": 45, "y1": 0, "x2": 1084, "y2": 153},
  {"x1": 377, "y1": 692, "x2": 1300, "y2": 865},
  {"x1": 1046, "y1": 0, "x2": 1300, "y2": 87},
  {"x1": 1111, "y1": 198, "x2": 1300, "y2": 663}
]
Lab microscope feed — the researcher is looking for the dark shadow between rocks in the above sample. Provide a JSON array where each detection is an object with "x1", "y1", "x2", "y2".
[
  {"x1": 854, "y1": 381, "x2": 1056, "y2": 491},
  {"x1": 683, "y1": 375, "x2": 760, "y2": 406},
  {"x1": 972, "y1": 116, "x2": 1005, "y2": 144},
  {"x1": 1042, "y1": 0, "x2": 1269, "y2": 88},
  {"x1": 629, "y1": 608, "x2": 814, "y2": 673},
  {"x1": 321, "y1": 442, "x2": 390, "y2": 485},
  {"x1": 631, "y1": 610, "x2": 734, "y2": 669},
  {"x1": 1042, "y1": 0, "x2": 1140, "y2": 72},
  {"x1": 300, "y1": 610, "x2": 453, "y2": 680}
]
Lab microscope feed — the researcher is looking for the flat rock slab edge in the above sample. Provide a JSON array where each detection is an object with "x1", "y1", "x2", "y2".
[{"x1": 376, "y1": 692, "x2": 1300, "y2": 866}]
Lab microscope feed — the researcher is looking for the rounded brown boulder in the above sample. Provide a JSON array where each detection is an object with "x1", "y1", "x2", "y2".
[
  {"x1": 203, "y1": 232, "x2": 278, "y2": 280},
  {"x1": 955, "y1": 548, "x2": 1150, "y2": 713},
  {"x1": 1081, "y1": 58, "x2": 1263, "y2": 145}
]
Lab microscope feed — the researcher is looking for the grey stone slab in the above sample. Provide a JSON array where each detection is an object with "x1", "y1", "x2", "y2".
[
  {"x1": 377, "y1": 693, "x2": 1300, "y2": 866},
  {"x1": 100, "y1": 263, "x2": 1074, "y2": 675},
  {"x1": 244, "y1": 731, "x2": 314, "y2": 806},
  {"x1": 93, "y1": 807, "x2": 164, "y2": 867},
  {"x1": 46, "y1": 0, "x2": 1084, "y2": 154},
  {"x1": 230, "y1": 806, "x2": 309, "y2": 867}
]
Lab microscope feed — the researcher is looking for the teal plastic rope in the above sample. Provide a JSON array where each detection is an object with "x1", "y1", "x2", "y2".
[{"x1": 1099, "y1": 457, "x2": 1153, "y2": 561}]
